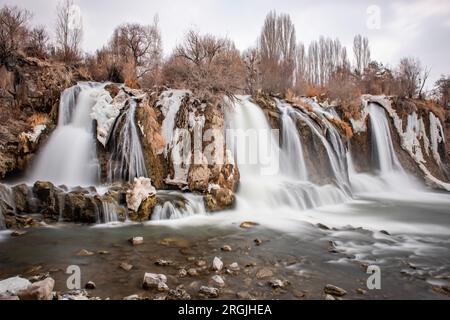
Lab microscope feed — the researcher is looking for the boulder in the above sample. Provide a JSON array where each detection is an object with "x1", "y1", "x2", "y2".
[
  {"x1": 0, "y1": 276, "x2": 32, "y2": 297},
  {"x1": 126, "y1": 178, "x2": 157, "y2": 221},
  {"x1": 212, "y1": 257, "x2": 224, "y2": 272},
  {"x1": 204, "y1": 188, "x2": 235, "y2": 212},
  {"x1": 199, "y1": 286, "x2": 219, "y2": 298},
  {"x1": 324, "y1": 284, "x2": 347, "y2": 297},
  {"x1": 18, "y1": 277, "x2": 54, "y2": 300},
  {"x1": 143, "y1": 273, "x2": 168, "y2": 291}
]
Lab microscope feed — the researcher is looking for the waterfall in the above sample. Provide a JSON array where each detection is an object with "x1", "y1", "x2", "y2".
[
  {"x1": 151, "y1": 191, "x2": 206, "y2": 221},
  {"x1": 29, "y1": 83, "x2": 102, "y2": 186},
  {"x1": 226, "y1": 96, "x2": 348, "y2": 212},
  {"x1": 277, "y1": 100, "x2": 308, "y2": 181},
  {"x1": 368, "y1": 103, "x2": 404, "y2": 173},
  {"x1": 107, "y1": 100, "x2": 148, "y2": 182}
]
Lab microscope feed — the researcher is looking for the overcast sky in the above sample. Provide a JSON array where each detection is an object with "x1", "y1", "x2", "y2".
[{"x1": 2, "y1": 0, "x2": 450, "y2": 86}]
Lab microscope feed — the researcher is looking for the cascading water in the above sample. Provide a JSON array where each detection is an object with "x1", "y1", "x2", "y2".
[
  {"x1": 368, "y1": 103, "x2": 404, "y2": 173},
  {"x1": 225, "y1": 96, "x2": 348, "y2": 213},
  {"x1": 29, "y1": 83, "x2": 103, "y2": 186},
  {"x1": 277, "y1": 101, "x2": 308, "y2": 181},
  {"x1": 107, "y1": 100, "x2": 148, "y2": 182},
  {"x1": 151, "y1": 191, "x2": 206, "y2": 221}
]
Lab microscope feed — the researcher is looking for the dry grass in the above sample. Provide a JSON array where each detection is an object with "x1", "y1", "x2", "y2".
[{"x1": 28, "y1": 113, "x2": 50, "y2": 127}]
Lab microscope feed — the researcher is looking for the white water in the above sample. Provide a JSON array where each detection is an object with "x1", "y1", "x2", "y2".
[
  {"x1": 29, "y1": 83, "x2": 103, "y2": 186},
  {"x1": 225, "y1": 96, "x2": 348, "y2": 213},
  {"x1": 107, "y1": 100, "x2": 148, "y2": 182}
]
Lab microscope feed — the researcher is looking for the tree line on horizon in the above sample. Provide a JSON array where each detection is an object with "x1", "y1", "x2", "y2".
[{"x1": 0, "y1": 0, "x2": 449, "y2": 112}]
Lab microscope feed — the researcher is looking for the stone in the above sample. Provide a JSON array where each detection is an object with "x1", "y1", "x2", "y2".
[
  {"x1": 155, "y1": 259, "x2": 173, "y2": 266},
  {"x1": 28, "y1": 273, "x2": 50, "y2": 283},
  {"x1": 324, "y1": 284, "x2": 347, "y2": 297},
  {"x1": 199, "y1": 286, "x2": 219, "y2": 298},
  {"x1": 143, "y1": 273, "x2": 168, "y2": 291},
  {"x1": 59, "y1": 290, "x2": 89, "y2": 300},
  {"x1": 166, "y1": 288, "x2": 191, "y2": 300},
  {"x1": 11, "y1": 230, "x2": 27, "y2": 237},
  {"x1": 196, "y1": 260, "x2": 207, "y2": 267},
  {"x1": 317, "y1": 223, "x2": 330, "y2": 230},
  {"x1": 254, "y1": 238, "x2": 263, "y2": 246},
  {"x1": 325, "y1": 294, "x2": 336, "y2": 300},
  {"x1": 123, "y1": 294, "x2": 142, "y2": 300},
  {"x1": 187, "y1": 268, "x2": 199, "y2": 277},
  {"x1": 129, "y1": 237, "x2": 144, "y2": 246},
  {"x1": 256, "y1": 268, "x2": 273, "y2": 279},
  {"x1": 76, "y1": 249, "x2": 94, "y2": 256},
  {"x1": 211, "y1": 275, "x2": 225, "y2": 288},
  {"x1": 228, "y1": 262, "x2": 240, "y2": 273},
  {"x1": 221, "y1": 245, "x2": 232, "y2": 252},
  {"x1": 240, "y1": 221, "x2": 259, "y2": 229},
  {"x1": 178, "y1": 269, "x2": 187, "y2": 277},
  {"x1": 126, "y1": 178, "x2": 156, "y2": 220},
  {"x1": 97, "y1": 251, "x2": 110, "y2": 255},
  {"x1": 0, "y1": 276, "x2": 31, "y2": 297},
  {"x1": 85, "y1": 281, "x2": 96, "y2": 290},
  {"x1": 269, "y1": 279, "x2": 290, "y2": 289},
  {"x1": 18, "y1": 277, "x2": 54, "y2": 300},
  {"x1": 212, "y1": 257, "x2": 223, "y2": 272},
  {"x1": 119, "y1": 262, "x2": 133, "y2": 271},
  {"x1": 356, "y1": 288, "x2": 367, "y2": 295}
]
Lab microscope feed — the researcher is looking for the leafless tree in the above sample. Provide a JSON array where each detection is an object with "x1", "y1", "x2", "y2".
[
  {"x1": 116, "y1": 16, "x2": 162, "y2": 79},
  {"x1": 0, "y1": 5, "x2": 31, "y2": 61},
  {"x1": 26, "y1": 26, "x2": 49, "y2": 58},
  {"x1": 243, "y1": 47, "x2": 260, "y2": 95},
  {"x1": 396, "y1": 57, "x2": 429, "y2": 98},
  {"x1": 434, "y1": 75, "x2": 450, "y2": 107},
  {"x1": 55, "y1": 0, "x2": 83, "y2": 63},
  {"x1": 353, "y1": 34, "x2": 371, "y2": 75},
  {"x1": 258, "y1": 11, "x2": 296, "y2": 94}
]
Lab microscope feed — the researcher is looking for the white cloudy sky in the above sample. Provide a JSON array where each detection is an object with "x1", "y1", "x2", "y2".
[{"x1": 2, "y1": 0, "x2": 450, "y2": 85}]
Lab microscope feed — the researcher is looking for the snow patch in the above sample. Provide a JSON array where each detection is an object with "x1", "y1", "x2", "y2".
[
  {"x1": 22, "y1": 124, "x2": 47, "y2": 144},
  {"x1": 126, "y1": 177, "x2": 156, "y2": 212}
]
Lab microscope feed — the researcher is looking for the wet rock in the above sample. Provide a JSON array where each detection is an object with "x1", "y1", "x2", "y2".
[
  {"x1": 85, "y1": 281, "x2": 96, "y2": 290},
  {"x1": 211, "y1": 275, "x2": 225, "y2": 288},
  {"x1": 143, "y1": 273, "x2": 168, "y2": 292},
  {"x1": 269, "y1": 279, "x2": 290, "y2": 289},
  {"x1": 178, "y1": 269, "x2": 188, "y2": 277},
  {"x1": 317, "y1": 223, "x2": 330, "y2": 230},
  {"x1": 256, "y1": 268, "x2": 273, "y2": 279},
  {"x1": 59, "y1": 290, "x2": 89, "y2": 300},
  {"x1": 167, "y1": 287, "x2": 191, "y2": 300},
  {"x1": 221, "y1": 245, "x2": 232, "y2": 252},
  {"x1": 123, "y1": 294, "x2": 142, "y2": 300},
  {"x1": 380, "y1": 230, "x2": 391, "y2": 236},
  {"x1": 199, "y1": 286, "x2": 219, "y2": 298},
  {"x1": 204, "y1": 188, "x2": 235, "y2": 212},
  {"x1": 155, "y1": 259, "x2": 173, "y2": 266},
  {"x1": 119, "y1": 262, "x2": 133, "y2": 271},
  {"x1": 325, "y1": 294, "x2": 336, "y2": 300},
  {"x1": 11, "y1": 230, "x2": 27, "y2": 237},
  {"x1": 212, "y1": 257, "x2": 224, "y2": 272},
  {"x1": 129, "y1": 237, "x2": 144, "y2": 246},
  {"x1": 0, "y1": 276, "x2": 32, "y2": 297},
  {"x1": 240, "y1": 221, "x2": 259, "y2": 229},
  {"x1": 76, "y1": 249, "x2": 94, "y2": 256},
  {"x1": 18, "y1": 277, "x2": 54, "y2": 300},
  {"x1": 27, "y1": 273, "x2": 50, "y2": 283},
  {"x1": 97, "y1": 250, "x2": 110, "y2": 255},
  {"x1": 324, "y1": 284, "x2": 347, "y2": 297},
  {"x1": 187, "y1": 268, "x2": 199, "y2": 277},
  {"x1": 228, "y1": 262, "x2": 240, "y2": 274},
  {"x1": 126, "y1": 178, "x2": 157, "y2": 221},
  {"x1": 196, "y1": 260, "x2": 207, "y2": 267},
  {"x1": 11, "y1": 184, "x2": 31, "y2": 213},
  {"x1": 254, "y1": 238, "x2": 263, "y2": 246},
  {"x1": 356, "y1": 288, "x2": 367, "y2": 295}
]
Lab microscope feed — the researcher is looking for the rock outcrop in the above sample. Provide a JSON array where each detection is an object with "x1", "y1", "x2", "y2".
[{"x1": 0, "y1": 55, "x2": 88, "y2": 178}]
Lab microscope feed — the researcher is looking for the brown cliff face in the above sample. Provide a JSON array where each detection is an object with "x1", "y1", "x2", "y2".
[{"x1": 0, "y1": 55, "x2": 89, "y2": 179}]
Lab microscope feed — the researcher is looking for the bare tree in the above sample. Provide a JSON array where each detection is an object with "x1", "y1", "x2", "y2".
[
  {"x1": 243, "y1": 47, "x2": 260, "y2": 95},
  {"x1": 258, "y1": 11, "x2": 296, "y2": 94},
  {"x1": 434, "y1": 75, "x2": 450, "y2": 107},
  {"x1": 396, "y1": 57, "x2": 429, "y2": 98},
  {"x1": 116, "y1": 16, "x2": 162, "y2": 79},
  {"x1": 0, "y1": 5, "x2": 32, "y2": 61},
  {"x1": 26, "y1": 26, "x2": 49, "y2": 58},
  {"x1": 353, "y1": 34, "x2": 371, "y2": 75},
  {"x1": 55, "y1": 0, "x2": 83, "y2": 63}
]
